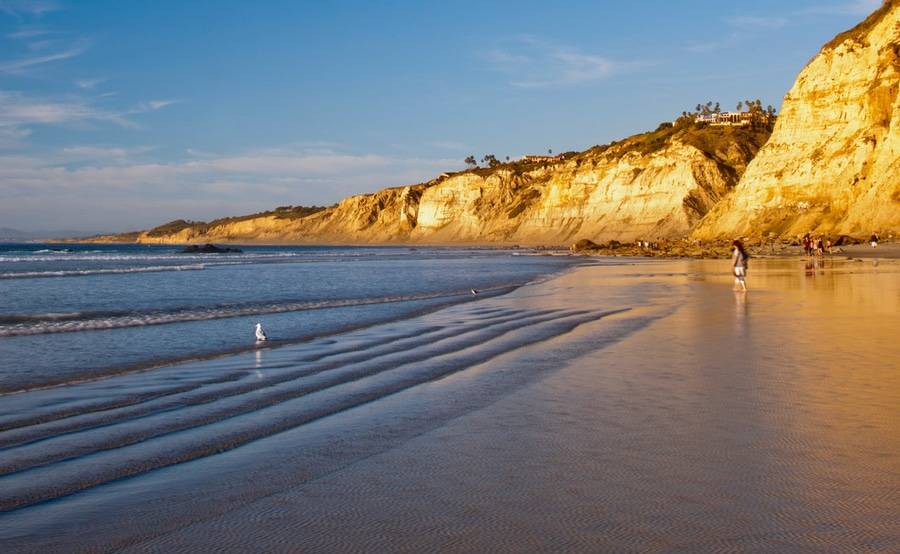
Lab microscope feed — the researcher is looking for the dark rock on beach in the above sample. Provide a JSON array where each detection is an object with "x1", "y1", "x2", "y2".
[{"x1": 180, "y1": 243, "x2": 243, "y2": 254}]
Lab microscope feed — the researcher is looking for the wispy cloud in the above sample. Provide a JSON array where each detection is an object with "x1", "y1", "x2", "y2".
[
  {"x1": 684, "y1": 39, "x2": 731, "y2": 54},
  {"x1": 61, "y1": 145, "x2": 156, "y2": 159},
  {"x1": 6, "y1": 26, "x2": 52, "y2": 39},
  {"x1": 0, "y1": 89, "x2": 185, "y2": 144},
  {"x1": 0, "y1": 125, "x2": 31, "y2": 148},
  {"x1": 727, "y1": 16, "x2": 789, "y2": 29},
  {"x1": 25, "y1": 37, "x2": 55, "y2": 50},
  {"x1": 685, "y1": 13, "x2": 787, "y2": 53},
  {"x1": 0, "y1": 0, "x2": 61, "y2": 18},
  {"x1": 144, "y1": 99, "x2": 180, "y2": 110},
  {"x1": 430, "y1": 140, "x2": 470, "y2": 151},
  {"x1": 0, "y1": 90, "x2": 138, "y2": 139},
  {"x1": 75, "y1": 77, "x2": 106, "y2": 89},
  {"x1": 797, "y1": 0, "x2": 881, "y2": 16},
  {"x1": 483, "y1": 36, "x2": 628, "y2": 88},
  {"x1": 685, "y1": 1, "x2": 879, "y2": 54},
  {"x1": 0, "y1": 146, "x2": 462, "y2": 230},
  {"x1": 0, "y1": 37, "x2": 89, "y2": 74}
]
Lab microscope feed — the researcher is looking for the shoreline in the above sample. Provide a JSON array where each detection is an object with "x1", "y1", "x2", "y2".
[{"x1": 37, "y1": 237, "x2": 900, "y2": 261}]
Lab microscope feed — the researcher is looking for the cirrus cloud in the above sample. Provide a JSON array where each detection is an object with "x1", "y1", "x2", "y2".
[
  {"x1": 482, "y1": 36, "x2": 629, "y2": 89},
  {"x1": 0, "y1": 145, "x2": 462, "y2": 232}
]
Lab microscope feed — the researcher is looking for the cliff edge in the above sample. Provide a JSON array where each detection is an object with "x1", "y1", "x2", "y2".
[{"x1": 694, "y1": 0, "x2": 900, "y2": 239}]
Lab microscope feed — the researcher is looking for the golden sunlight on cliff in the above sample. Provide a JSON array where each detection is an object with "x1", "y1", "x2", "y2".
[{"x1": 694, "y1": 0, "x2": 900, "y2": 239}]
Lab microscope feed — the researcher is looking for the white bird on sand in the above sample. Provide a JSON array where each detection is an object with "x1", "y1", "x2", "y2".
[
  {"x1": 470, "y1": 288, "x2": 479, "y2": 295},
  {"x1": 255, "y1": 322, "x2": 268, "y2": 342}
]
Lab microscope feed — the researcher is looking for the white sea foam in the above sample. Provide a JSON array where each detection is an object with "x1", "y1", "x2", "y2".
[
  {"x1": 0, "y1": 253, "x2": 306, "y2": 263},
  {"x1": 0, "y1": 288, "x2": 501, "y2": 337},
  {"x1": 0, "y1": 264, "x2": 206, "y2": 279}
]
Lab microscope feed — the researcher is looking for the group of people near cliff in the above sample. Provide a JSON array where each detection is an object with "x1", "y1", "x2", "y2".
[{"x1": 801, "y1": 233, "x2": 834, "y2": 256}]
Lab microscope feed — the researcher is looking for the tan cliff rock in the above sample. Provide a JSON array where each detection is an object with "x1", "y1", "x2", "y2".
[
  {"x1": 119, "y1": 125, "x2": 768, "y2": 245},
  {"x1": 695, "y1": 0, "x2": 900, "y2": 239},
  {"x1": 409, "y1": 129, "x2": 764, "y2": 244}
]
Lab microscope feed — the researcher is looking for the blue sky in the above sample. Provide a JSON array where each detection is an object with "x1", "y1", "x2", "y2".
[{"x1": 0, "y1": 0, "x2": 881, "y2": 233}]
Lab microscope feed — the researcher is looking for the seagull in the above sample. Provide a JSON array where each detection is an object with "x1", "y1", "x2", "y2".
[
  {"x1": 255, "y1": 322, "x2": 268, "y2": 342},
  {"x1": 470, "y1": 288, "x2": 479, "y2": 295}
]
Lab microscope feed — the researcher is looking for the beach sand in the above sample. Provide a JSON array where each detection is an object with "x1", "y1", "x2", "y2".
[{"x1": 1, "y1": 257, "x2": 898, "y2": 552}]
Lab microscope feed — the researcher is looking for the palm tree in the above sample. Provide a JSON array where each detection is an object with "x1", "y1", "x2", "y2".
[{"x1": 736, "y1": 101, "x2": 743, "y2": 111}]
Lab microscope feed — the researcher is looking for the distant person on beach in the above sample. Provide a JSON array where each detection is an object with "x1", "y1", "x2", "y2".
[
  {"x1": 870, "y1": 233, "x2": 879, "y2": 248},
  {"x1": 816, "y1": 238, "x2": 824, "y2": 255},
  {"x1": 731, "y1": 239, "x2": 749, "y2": 292},
  {"x1": 802, "y1": 234, "x2": 812, "y2": 256}
]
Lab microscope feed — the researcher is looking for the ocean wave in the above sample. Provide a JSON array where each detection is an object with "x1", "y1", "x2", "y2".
[
  {"x1": 0, "y1": 264, "x2": 206, "y2": 280},
  {"x1": 31, "y1": 249, "x2": 74, "y2": 254},
  {"x1": 0, "y1": 253, "x2": 308, "y2": 263},
  {"x1": 0, "y1": 249, "x2": 496, "y2": 264},
  {"x1": 0, "y1": 288, "x2": 503, "y2": 337}
]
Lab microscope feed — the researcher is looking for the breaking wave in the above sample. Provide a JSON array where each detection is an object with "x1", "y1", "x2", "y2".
[
  {"x1": 0, "y1": 264, "x2": 206, "y2": 280},
  {"x1": 0, "y1": 288, "x2": 507, "y2": 337}
]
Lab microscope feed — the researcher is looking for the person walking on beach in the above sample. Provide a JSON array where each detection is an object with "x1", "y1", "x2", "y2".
[
  {"x1": 732, "y1": 239, "x2": 749, "y2": 292},
  {"x1": 802, "y1": 234, "x2": 812, "y2": 256},
  {"x1": 870, "y1": 232, "x2": 879, "y2": 248}
]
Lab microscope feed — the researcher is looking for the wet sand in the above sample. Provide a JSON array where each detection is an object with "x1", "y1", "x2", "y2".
[
  {"x1": 1, "y1": 257, "x2": 898, "y2": 552},
  {"x1": 838, "y1": 242, "x2": 900, "y2": 259}
]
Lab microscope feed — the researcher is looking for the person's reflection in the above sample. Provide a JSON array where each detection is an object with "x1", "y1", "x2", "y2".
[
  {"x1": 254, "y1": 349, "x2": 264, "y2": 378},
  {"x1": 734, "y1": 289, "x2": 748, "y2": 333},
  {"x1": 805, "y1": 259, "x2": 816, "y2": 277}
]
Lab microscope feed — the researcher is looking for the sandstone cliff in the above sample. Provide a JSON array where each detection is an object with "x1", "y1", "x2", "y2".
[
  {"x1": 123, "y1": 125, "x2": 769, "y2": 245},
  {"x1": 695, "y1": 0, "x2": 900, "y2": 239}
]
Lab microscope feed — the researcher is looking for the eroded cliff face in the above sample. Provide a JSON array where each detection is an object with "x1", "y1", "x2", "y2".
[
  {"x1": 410, "y1": 130, "x2": 763, "y2": 243},
  {"x1": 695, "y1": 0, "x2": 900, "y2": 239},
  {"x1": 135, "y1": 185, "x2": 428, "y2": 244},
  {"x1": 130, "y1": 125, "x2": 768, "y2": 245}
]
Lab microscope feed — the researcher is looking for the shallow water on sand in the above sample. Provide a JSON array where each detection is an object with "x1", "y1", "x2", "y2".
[
  {"x1": 0, "y1": 257, "x2": 898, "y2": 553},
  {"x1": 0, "y1": 243, "x2": 576, "y2": 392}
]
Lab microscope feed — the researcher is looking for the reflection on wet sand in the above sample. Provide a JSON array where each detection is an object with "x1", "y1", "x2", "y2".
[{"x1": 0, "y1": 258, "x2": 897, "y2": 553}]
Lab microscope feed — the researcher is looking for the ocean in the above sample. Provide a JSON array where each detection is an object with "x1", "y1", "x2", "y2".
[{"x1": 0, "y1": 243, "x2": 578, "y2": 393}]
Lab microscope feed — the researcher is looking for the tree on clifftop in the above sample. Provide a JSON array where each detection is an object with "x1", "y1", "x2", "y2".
[
  {"x1": 464, "y1": 155, "x2": 477, "y2": 168},
  {"x1": 482, "y1": 154, "x2": 501, "y2": 168}
]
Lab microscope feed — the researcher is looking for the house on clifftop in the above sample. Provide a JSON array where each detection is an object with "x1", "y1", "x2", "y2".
[{"x1": 695, "y1": 111, "x2": 773, "y2": 127}]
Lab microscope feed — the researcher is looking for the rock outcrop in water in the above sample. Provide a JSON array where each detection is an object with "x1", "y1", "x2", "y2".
[
  {"x1": 694, "y1": 0, "x2": 900, "y2": 239},
  {"x1": 180, "y1": 244, "x2": 242, "y2": 254},
  {"x1": 109, "y1": 125, "x2": 769, "y2": 245}
]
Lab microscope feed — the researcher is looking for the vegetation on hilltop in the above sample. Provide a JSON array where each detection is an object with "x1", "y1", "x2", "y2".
[
  {"x1": 145, "y1": 205, "x2": 329, "y2": 237},
  {"x1": 459, "y1": 99, "x2": 775, "y2": 174},
  {"x1": 822, "y1": 0, "x2": 893, "y2": 50}
]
